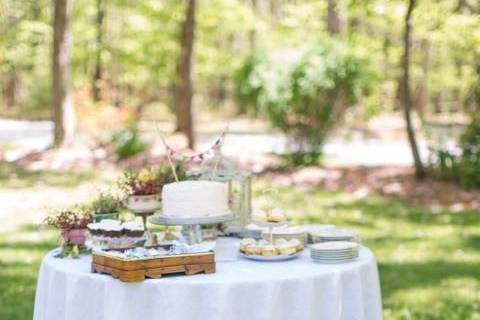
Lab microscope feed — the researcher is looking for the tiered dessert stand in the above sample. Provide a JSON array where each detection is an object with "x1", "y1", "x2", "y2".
[
  {"x1": 149, "y1": 213, "x2": 234, "y2": 244},
  {"x1": 240, "y1": 219, "x2": 304, "y2": 261},
  {"x1": 253, "y1": 221, "x2": 288, "y2": 244}
]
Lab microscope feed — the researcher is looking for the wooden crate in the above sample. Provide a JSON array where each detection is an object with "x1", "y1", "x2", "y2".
[{"x1": 92, "y1": 247, "x2": 215, "y2": 282}]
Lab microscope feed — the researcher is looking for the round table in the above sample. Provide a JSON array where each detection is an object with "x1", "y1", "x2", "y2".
[{"x1": 34, "y1": 238, "x2": 382, "y2": 320}]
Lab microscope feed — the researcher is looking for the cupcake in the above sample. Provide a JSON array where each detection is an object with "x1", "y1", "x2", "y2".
[
  {"x1": 289, "y1": 239, "x2": 303, "y2": 251},
  {"x1": 276, "y1": 243, "x2": 296, "y2": 255},
  {"x1": 268, "y1": 208, "x2": 286, "y2": 223},
  {"x1": 101, "y1": 220, "x2": 123, "y2": 237},
  {"x1": 252, "y1": 209, "x2": 268, "y2": 223},
  {"x1": 261, "y1": 244, "x2": 278, "y2": 256},
  {"x1": 122, "y1": 222, "x2": 144, "y2": 237},
  {"x1": 87, "y1": 223, "x2": 102, "y2": 236},
  {"x1": 244, "y1": 244, "x2": 259, "y2": 255},
  {"x1": 240, "y1": 238, "x2": 256, "y2": 252},
  {"x1": 257, "y1": 239, "x2": 269, "y2": 247},
  {"x1": 274, "y1": 238, "x2": 288, "y2": 246}
]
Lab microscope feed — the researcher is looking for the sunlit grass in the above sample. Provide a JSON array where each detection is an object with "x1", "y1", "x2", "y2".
[
  {"x1": 0, "y1": 226, "x2": 57, "y2": 320},
  {"x1": 0, "y1": 162, "x2": 95, "y2": 189}
]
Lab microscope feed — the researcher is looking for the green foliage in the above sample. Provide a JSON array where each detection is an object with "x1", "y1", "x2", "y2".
[
  {"x1": 90, "y1": 191, "x2": 123, "y2": 214},
  {"x1": 275, "y1": 151, "x2": 322, "y2": 167},
  {"x1": 111, "y1": 127, "x2": 148, "y2": 160},
  {"x1": 235, "y1": 40, "x2": 374, "y2": 153},
  {"x1": 457, "y1": 113, "x2": 480, "y2": 187},
  {"x1": 429, "y1": 112, "x2": 480, "y2": 188}
]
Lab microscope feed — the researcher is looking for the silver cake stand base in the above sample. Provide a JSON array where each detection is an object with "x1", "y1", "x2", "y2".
[{"x1": 149, "y1": 213, "x2": 234, "y2": 244}]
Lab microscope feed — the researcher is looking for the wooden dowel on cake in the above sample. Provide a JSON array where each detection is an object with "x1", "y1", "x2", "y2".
[{"x1": 155, "y1": 122, "x2": 179, "y2": 182}]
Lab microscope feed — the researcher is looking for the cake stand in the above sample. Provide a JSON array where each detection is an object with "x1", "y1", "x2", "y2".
[
  {"x1": 149, "y1": 213, "x2": 234, "y2": 244},
  {"x1": 250, "y1": 221, "x2": 289, "y2": 244}
]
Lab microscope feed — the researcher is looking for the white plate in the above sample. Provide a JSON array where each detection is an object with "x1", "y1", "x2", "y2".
[
  {"x1": 239, "y1": 251, "x2": 303, "y2": 261},
  {"x1": 312, "y1": 237, "x2": 356, "y2": 242},
  {"x1": 312, "y1": 228, "x2": 357, "y2": 237},
  {"x1": 311, "y1": 247, "x2": 358, "y2": 252},
  {"x1": 310, "y1": 254, "x2": 358, "y2": 260},
  {"x1": 312, "y1": 258, "x2": 358, "y2": 264},
  {"x1": 311, "y1": 241, "x2": 359, "y2": 251}
]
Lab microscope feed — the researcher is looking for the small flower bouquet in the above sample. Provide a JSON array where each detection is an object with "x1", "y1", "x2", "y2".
[
  {"x1": 90, "y1": 191, "x2": 123, "y2": 222},
  {"x1": 118, "y1": 165, "x2": 185, "y2": 213},
  {"x1": 43, "y1": 207, "x2": 93, "y2": 258}
]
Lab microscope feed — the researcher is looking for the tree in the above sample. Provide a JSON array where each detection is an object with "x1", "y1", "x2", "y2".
[
  {"x1": 174, "y1": 0, "x2": 196, "y2": 149},
  {"x1": 402, "y1": 0, "x2": 426, "y2": 178},
  {"x1": 52, "y1": 0, "x2": 75, "y2": 146},
  {"x1": 327, "y1": 0, "x2": 346, "y2": 35},
  {"x1": 416, "y1": 39, "x2": 432, "y2": 119},
  {"x1": 92, "y1": 0, "x2": 104, "y2": 102}
]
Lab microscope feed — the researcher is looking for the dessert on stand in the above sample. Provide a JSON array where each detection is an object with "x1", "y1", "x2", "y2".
[
  {"x1": 87, "y1": 219, "x2": 146, "y2": 249},
  {"x1": 240, "y1": 189, "x2": 304, "y2": 261},
  {"x1": 149, "y1": 180, "x2": 234, "y2": 244}
]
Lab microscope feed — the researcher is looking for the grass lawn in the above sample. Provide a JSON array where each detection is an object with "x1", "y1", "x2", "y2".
[{"x1": 1, "y1": 172, "x2": 480, "y2": 319}]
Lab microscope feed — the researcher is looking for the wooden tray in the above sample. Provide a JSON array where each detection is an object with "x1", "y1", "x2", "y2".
[{"x1": 92, "y1": 246, "x2": 215, "y2": 282}]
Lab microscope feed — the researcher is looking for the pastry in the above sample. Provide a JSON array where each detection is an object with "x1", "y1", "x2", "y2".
[
  {"x1": 122, "y1": 222, "x2": 145, "y2": 237},
  {"x1": 289, "y1": 239, "x2": 303, "y2": 251},
  {"x1": 274, "y1": 238, "x2": 288, "y2": 246},
  {"x1": 257, "y1": 239, "x2": 269, "y2": 247},
  {"x1": 276, "y1": 243, "x2": 296, "y2": 255},
  {"x1": 261, "y1": 245, "x2": 278, "y2": 256},
  {"x1": 252, "y1": 209, "x2": 268, "y2": 223},
  {"x1": 244, "y1": 244, "x2": 259, "y2": 255},
  {"x1": 104, "y1": 224, "x2": 123, "y2": 237},
  {"x1": 268, "y1": 208, "x2": 286, "y2": 223},
  {"x1": 240, "y1": 238, "x2": 256, "y2": 252}
]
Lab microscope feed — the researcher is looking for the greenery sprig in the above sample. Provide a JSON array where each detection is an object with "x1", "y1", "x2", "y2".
[{"x1": 118, "y1": 164, "x2": 186, "y2": 196}]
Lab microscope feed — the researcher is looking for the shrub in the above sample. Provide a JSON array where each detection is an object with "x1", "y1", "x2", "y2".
[
  {"x1": 458, "y1": 113, "x2": 480, "y2": 187},
  {"x1": 428, "y1": 112, "x2": 480, "y2": 188},
  {"x1": 111, "y1": 127, "x2": 148, "y2": 160},
  {"x1": 90, "y1": 191, "x2": 124, "y2": 214},
  {"x1": 235, "y1": 40, "x2": 374, "y2": 155}
]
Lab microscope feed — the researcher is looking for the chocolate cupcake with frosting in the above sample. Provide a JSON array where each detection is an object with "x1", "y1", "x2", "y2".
[{"x1": 122, "y1": 222, "x2": 145, "y2": 237}]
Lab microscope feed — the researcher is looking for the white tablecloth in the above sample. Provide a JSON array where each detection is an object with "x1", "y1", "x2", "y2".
[{"x1": 34, "y1": 238, "x2": 382, "y2": 320}]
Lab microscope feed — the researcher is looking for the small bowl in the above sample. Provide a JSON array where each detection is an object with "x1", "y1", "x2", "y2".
[{"x1": 126, "y1": 194, "x2": 161, "y2": 213}]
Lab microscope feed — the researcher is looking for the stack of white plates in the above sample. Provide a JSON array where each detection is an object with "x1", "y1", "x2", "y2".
[
  {"x1": 310, "y1": 228, "x2": 359, "y2": 243},
  {"x1": 295, "y1": 224, "x2": 336, "y2": 243},
  {"x1": 310, "y1": 241, "x2": 359, "y2": 263},
  {"x1": 261, "y1": 227, "x2": 307, "y2": 244}
]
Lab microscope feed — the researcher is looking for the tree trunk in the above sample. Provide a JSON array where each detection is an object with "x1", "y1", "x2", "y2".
[
  {"x1": 174, "y1": 0, "x2": 196, "y2": 149},
  {"x1": 327, "y1": 0, "x2": 346, "y2": 34},
  {"x1": 402, "y1": 0, "x2": 426, "y2": 179},
  {"x1": 4, "y1": 72, "x2": 19, "y2": 109},
  {"x1": 248, "y1": 0, "x2": 257, "y2": 52},
  {"x1": 416, "y1": 39, "x2": 432, "y2": 119},
  {"x1": 52, "y1": 0, "x2": 75, "y2": 147},
  {"x1": 92, "y1": 0, "x2": 104, "y2": 102}
]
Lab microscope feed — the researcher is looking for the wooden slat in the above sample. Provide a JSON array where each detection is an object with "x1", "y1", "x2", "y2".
[{"x1": 91, "y1": 252, "x2": 216, "y2": 282}]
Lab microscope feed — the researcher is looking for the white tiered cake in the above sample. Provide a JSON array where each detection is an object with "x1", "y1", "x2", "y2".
[{"x1": 162, "y1": 181, "x2": 230, "y2": 218}]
